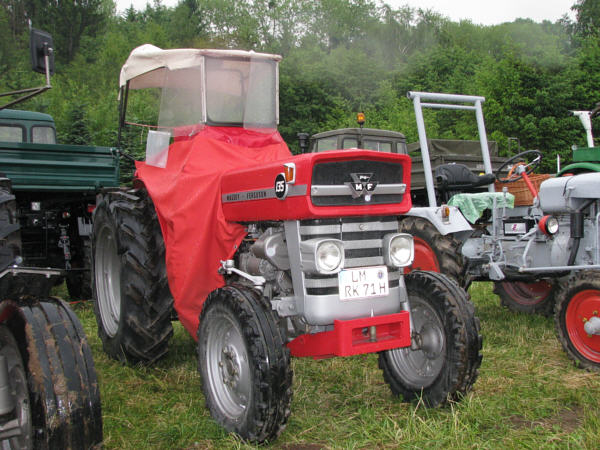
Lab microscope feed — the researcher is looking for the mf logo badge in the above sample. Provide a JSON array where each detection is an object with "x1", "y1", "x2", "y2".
[{"x1": 347, "y1": 173, "x2": 378, "y2": 199}]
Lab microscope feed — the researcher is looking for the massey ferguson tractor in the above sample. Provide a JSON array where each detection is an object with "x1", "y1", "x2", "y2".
[{"x1": 92, "y1": 46, "x2": 482, "y2": 443}]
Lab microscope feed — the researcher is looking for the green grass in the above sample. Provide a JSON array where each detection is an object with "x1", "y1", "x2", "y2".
[{"x1": 62, "y1": 282, "x2": 600, "y2": 449}]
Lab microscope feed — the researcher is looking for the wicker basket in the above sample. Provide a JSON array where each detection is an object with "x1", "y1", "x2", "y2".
[{"x1": 494, "y1": 174, "x2": 552, "y2": 206}]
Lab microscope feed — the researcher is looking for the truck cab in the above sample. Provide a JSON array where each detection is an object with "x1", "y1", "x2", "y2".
[
  {"x1": 0, "y1": 109, "x2": 56, "y2": 144},
  {"x1": 309, "y1": 127, "x2": 408, "y2": 154}
]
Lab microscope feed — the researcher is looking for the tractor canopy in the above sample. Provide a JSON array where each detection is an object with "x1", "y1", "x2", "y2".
[{"x1": 120, "y1": 44, "x2": 281, "y2": 137}]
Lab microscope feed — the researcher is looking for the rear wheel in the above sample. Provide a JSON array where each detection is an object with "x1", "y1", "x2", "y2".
[
  {"x1": 3, "y1": 297, "x2": 102, "y2": 448},
  {"x1": 399, "y1": 217, "x2": 468, "y2": 287},
  {"x1": 555, "y1": 271, "x2": 600, "y2": 371},
  {"x1": 92, "y1": 189, "x2": 173, "y2": 364},
  {"x1": 379, "y1": 271, "x2": 482, "y2": 406},
  {"x1": 197, "y1": 285, "x2": 293, "y2": 443},
  {"x1": 494, "y1": 279, "x2": 556, "y2": 316}
]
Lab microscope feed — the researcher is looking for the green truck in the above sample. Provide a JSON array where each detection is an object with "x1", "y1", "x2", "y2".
[{"x1": 0, "y1": 108, "x2": 120, "y2": 297}]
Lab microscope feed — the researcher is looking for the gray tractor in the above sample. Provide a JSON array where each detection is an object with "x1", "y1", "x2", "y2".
[{"x1": 410, "y1": 91, "x2": 600, "y2": 371}]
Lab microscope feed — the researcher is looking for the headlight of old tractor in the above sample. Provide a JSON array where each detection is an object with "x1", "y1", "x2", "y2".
[
  {"x1": 383, "y1": 233, "x2": 414, "y2": 267},
  {"x1": 300, "y1": 238, "x2": 344, "y2": 274}
]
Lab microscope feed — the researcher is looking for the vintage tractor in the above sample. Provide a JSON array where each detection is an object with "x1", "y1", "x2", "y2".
[
  {"x1": 408, "y1": 91, "x2": 600, "y2": 371},
  {"x1": 92, "y1": 46, "x2": 482, "y2": 443},
  {"x1": 0, "y1": 28, "x2": 103, "y2": 447}
]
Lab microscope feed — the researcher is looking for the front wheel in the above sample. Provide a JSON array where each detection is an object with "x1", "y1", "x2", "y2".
[
  {"x1": 197, "y1": 285, "x2": 293, "y2": 444},
  {"x1": 379, "y1": 271, "x2": 482, "y2": 406},
  {"x1": 493, "y1": 279, "x2": 557, "y2": 316},
  {"x1": 555, "y1": 271, "x2": 600, "y2": 371}
]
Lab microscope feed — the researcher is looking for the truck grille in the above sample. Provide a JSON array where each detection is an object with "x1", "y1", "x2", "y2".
[
  {"x1": 299, "y1": 216, "x2": 400, "y2": 295},
  {"x1": 310, "y1": 159, "x2": 405, "y2": 206}
]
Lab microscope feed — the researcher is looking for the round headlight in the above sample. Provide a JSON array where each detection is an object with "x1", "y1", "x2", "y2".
[
  {"x1": 539, "y1": 215, "x2": 559, "y2": 236},
  {"x1": 387, "y1": 234, "x2": 414, "y2": 267},
  {"x1": 316, "y1": 241, "x2": 343, "y2": 273}
]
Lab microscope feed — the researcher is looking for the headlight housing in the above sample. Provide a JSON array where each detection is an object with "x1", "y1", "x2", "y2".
[
  {"x1": 539, "y1": 215, "x2": 559, "y2": 236},
  {"x1": 383, "y1": 233, "x2": 414, "y2": 267},
  {"x1": 300, "y1": 238, "x2": 344, "y2": 274}
]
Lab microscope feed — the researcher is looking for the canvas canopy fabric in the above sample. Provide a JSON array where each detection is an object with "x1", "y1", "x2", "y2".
[
  {"x1": 135, "y1": 126, "x2": 291, "y2": 337},
  {"x1": 119, "y1": 44, "x2": 282, "y2": 88}
]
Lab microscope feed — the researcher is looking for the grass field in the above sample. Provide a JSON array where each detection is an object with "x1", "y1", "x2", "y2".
[{"x1": 65, "y1": 282, "x2": 600, "y2": 449}]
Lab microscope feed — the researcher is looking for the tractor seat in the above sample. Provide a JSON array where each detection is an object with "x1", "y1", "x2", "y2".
[{"x1": 435, "y1": 163, "x2": 496, "y2": 191}]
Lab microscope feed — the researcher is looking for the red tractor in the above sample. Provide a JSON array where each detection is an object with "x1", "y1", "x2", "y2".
[{"x1": 92, "y1": 45, "x2": 482, "y2": 443}]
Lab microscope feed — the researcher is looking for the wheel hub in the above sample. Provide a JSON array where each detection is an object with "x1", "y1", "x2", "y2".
[
  {"x1": 565, "y1": 290, "x2": 600, "y2": 363},
  {"x1": 220, "y1": 345, "x2": 242, "y2": 389},
  {"x1": 419, "y1": 322, "x2": 444, "y2": 359}
]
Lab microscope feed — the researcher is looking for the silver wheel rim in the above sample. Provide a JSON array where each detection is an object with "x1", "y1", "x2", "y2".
[
  {"x1": 95, "y1": 223, "x2": 121, "y2": 338},
  {"x1": 0, "y1": 328, "x2": 32, "y2": 450},
  {"x1": 387, "y1": 296, "x2": 446, "y2": 389},
  {"x1": 205, "y1": 311, "x2": 251, "y2": 420}
]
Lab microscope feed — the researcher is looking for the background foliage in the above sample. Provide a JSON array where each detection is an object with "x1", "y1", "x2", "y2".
[{"x1": 2, "y1": 0, "x2": 600, "y2": 168}]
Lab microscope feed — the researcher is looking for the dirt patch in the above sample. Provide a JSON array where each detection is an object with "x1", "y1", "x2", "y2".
[{"x1": 508, "y1": 406, "x2": 584, "y2": 433}]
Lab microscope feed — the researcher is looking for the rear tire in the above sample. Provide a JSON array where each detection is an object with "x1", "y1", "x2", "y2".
[
  {"x1": 399, "y1": 217, "x2": 468, "y2": 287},
  {"x1": 92, "y1": 189, "x2": 173, "y2": 364},
  {"x1": 197, "y1": 285, "x2": 293, "y2": 443},
  {"x1": 494, "y1": 279, "x2": 556, "y2": 316},
  {"x1": 379, "y1": 271, "x2": 482, "y2": 406},
  {"x1": 554, "y1": 271, "x2": 600, "y2": 371},
  {"x1": 4, "y1": 297, "x2": 103, "y2": 448}
]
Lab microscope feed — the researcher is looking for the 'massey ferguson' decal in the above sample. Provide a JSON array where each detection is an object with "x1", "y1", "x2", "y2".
[{"x1": 222, "y1": 184, "x2": 307, "y2": 203}]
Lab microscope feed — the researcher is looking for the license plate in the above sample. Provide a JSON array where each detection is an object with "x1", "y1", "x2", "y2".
[{"x1": 338, "y1": 266, "x2": 389, "y2": 300}]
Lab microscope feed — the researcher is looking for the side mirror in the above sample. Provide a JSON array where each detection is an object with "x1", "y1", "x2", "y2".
[{"x1": 30, "y1": 28, "x2": 54, "y2": 76}]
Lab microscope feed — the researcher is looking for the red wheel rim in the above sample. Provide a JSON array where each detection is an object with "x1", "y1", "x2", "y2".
[
  {"x1": 565, "y1": 289, "x2": 600, "y2": 363},
  {"x1": 408, "y1": 236, "x2": 440, "y2": 272},
  {"x1": 501, "y1": 280, "x2": 552, "y2": 306}
]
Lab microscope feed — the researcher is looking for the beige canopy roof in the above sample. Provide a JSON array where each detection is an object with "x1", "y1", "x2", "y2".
[{"x1": 119, "y1": 44, "x2": 282, "y2": 88}]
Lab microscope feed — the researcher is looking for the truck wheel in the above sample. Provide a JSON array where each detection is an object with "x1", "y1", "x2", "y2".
[
  {"x1": 197, "y1": 285, "x2": 293, "y2": 443},
  {"x1": 3, "y1": 297, "x2": 102, "y2": 448},
  {"x1": 379, "y1": 271, "x2": 482, "y2": 406},
  {"x1": 92, "y1": 189, "x2": 174, "y2": 364},
  {"x1": 493, "y1": 280, "x2": 556, "y2": 316},
  {"x1": 555, "y1": 271, "x2": 600, "y2": 371},
  {"x1": 66, "y1": 238, "x2": 92, "y2": 300},
  {"x1": 399, "y1": 217, "x2": 468, "y2": 287}
]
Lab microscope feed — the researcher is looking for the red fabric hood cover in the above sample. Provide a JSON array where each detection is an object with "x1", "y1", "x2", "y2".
[{"x1": 135, "y1": 127, "x2": 291, "y2": 337}]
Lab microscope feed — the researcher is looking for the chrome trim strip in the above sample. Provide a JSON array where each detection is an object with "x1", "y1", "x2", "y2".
[{"x1": 311, "y1": 183, "x2": 406, "y2": 196}]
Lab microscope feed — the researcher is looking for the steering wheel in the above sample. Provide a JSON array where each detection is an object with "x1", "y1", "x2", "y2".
[{"x1": 496, "y1": 149, "x2": 542, "y2": 183}]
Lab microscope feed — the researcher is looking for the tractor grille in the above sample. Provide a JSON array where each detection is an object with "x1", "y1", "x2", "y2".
[
  {"x1": 310, "y1": 159, "x2": 405, "y2": 206},
  {"x1": 299, "y1": 216, "x2": 400, "y2": 296}
]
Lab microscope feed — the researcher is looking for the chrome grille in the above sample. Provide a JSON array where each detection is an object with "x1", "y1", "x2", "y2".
[{"x1": 299, "y1": 216, "x2": 400, "y2": 295}]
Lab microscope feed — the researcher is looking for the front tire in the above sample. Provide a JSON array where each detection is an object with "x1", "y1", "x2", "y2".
[
  {"x1": 379, "y1": 271, "x2": 482, "y2": 406},
  {"x1": 555, "y1": 271, "x2": 600, "y2": 371},
  {"x1": 92, "y1": 189, "x2": 174, "y2": 364},
  {"x1": 493, "y1": 279, "x2": 556, "y2": 316},
  {"x1": 197, "y1": 285, "x2": 293, "y2": 443},
  {"x1": 399, "y1": 217, "x2": 468, "y2": 287}
]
